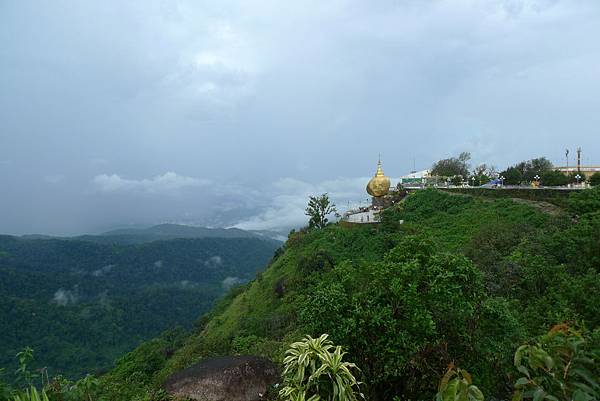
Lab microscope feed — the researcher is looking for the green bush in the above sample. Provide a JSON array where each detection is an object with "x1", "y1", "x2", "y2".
[
  {"x1": 590, "y1": 172, "x2": 600, "y2": 187},
  {"x1": 441, "y1": 187, "x2": 572, "y2": 208},
  {"x1": 402, "y1": 189, "x2": 473, "y2": 218},
  {"x1": 512, "y1": 324, "x2": 599, "y2": 401},
  {"x1": 435, "y1": 366, "x2": 484, "y2": 401},
  {"x1": 568, "y1": 186, "x2": 600, "y2": 216},
  {"x1": 540, "y1": 170, "x2": 570, "y2": 187},
  {"x1": 11, "y1": 387, "x2": 50, "y2": 401},
  {"x1": 299, "y1": 235, "x2": 517, "y2": 400},
  {"x1": 279, "y1": 334, "x2": 363, "y2": 401},
  {"x1": 297, "y1": 251, "x2": 334, "y2": 274}
]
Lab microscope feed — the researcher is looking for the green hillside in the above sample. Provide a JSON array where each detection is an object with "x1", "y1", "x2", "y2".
[
  {"x1": 0, "y1": 236, "x2": 280, "y2": 381},
  {"x1": 95, "y1": 188, "x2": 600, "y2": 401}
]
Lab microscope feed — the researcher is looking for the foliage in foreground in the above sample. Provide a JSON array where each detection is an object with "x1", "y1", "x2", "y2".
[
  {"x1": 0, "y1": 348, "x2": 98, "y2": 401},
  {"x1": 279, "y1": 334, "x2": 363, "y2": 401},
  {"x1": 512, "y1": 324, "x2": 599, "y2": 401},
  {"x1": 435, "y1": 365, "x2": 484, "y2": 401}
]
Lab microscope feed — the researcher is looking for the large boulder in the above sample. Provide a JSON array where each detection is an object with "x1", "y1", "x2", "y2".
[{"x1": 164, "y1": 356, "x2": 279, "y2": 401}]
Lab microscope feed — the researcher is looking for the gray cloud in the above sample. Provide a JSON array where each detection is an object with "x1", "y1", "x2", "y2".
[
  {"x1": 93, "y1": 172, "x2": 210, "y2": 194},
  {"x1": 1, "y1": 0, "x2": 600, "y2": 235},
  {"x1": 232, "y1": 177, "x2": 370, "y2": 231}
]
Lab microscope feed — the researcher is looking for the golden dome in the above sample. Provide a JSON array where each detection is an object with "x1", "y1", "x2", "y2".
[{"x1": 367, "y1": 159, "x2": 391, "y2": 197}]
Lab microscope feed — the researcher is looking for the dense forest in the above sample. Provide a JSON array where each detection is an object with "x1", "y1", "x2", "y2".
[
  {"x1": 85, "y1": 187, "x2": 600, "y2": 401},
  {"x1": 2, "y1": 188, "x2": 599, "y2": 400},
  {"x1": 0, "y1": 233, "x2": 280, "y2": 381}
]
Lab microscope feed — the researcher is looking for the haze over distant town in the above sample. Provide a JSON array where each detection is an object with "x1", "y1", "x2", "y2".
[{"x1": 2, "y1": 1, "x2": 600, "y2": 235}]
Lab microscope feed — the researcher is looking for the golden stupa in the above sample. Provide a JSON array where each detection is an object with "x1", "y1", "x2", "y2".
[{"x1": 366, "y1": 159, "x2": 391, "y2": 197}]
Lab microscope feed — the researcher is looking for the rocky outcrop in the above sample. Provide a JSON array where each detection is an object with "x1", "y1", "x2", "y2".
[{"x1": 164, "y1": 356, "x2": 279, "y2": 401}]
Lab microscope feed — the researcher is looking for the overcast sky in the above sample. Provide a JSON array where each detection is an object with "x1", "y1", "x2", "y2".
[{"x1": 1, "y1": 0, "x2": 600, "y2": 235}]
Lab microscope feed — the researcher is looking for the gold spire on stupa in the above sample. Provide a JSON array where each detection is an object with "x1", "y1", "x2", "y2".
[{"x1": 366, "y1": 157, "x2": 391, "y2": 197}]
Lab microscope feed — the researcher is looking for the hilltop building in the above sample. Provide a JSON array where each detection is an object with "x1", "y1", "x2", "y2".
[
  {"x1": 367, "y1": 159, "x2": 391, "y2": 208},
  {"x1": 555, "y1": 148, "x2": 600, "y2": 179},
  {"x1": 399, "y1": 169, "x2": 431, "y2": 186},
  {"x1": 342, "y1": 159, "x2": 405, "y2": 224}
]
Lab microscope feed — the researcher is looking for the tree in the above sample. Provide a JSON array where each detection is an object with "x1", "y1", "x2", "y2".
[
  {"x1": 512, "y1": 324, "x2": 599, "y2": 401},
  {"x1": 451, "y1": 175, "x2": 464, "y2": 186},
  {"x1": 472, "y1": 163, "x2": 496, "y2": 178},
  {"x1": 298, "y1": 232, "x2": 513, "y2": 400},
  {"x1": 540, "y1": 170, "x2": 569, "y2": 187},
  {"x1": 500, "y1": 158, "x2": 554, "y2": 185},
  {"x1": 590, "y1": 172, "x2": 600, "y2": 187},
  {"x1": 431, "y1": 152, "x2": 471, "y2": 178},
  {"x1": 305, "y1": 194, "x2": 338, "y2": 229},
  {"x1": 469, "y1": 174, "x2": 490, "y2": 187},
  {"x1": 520, "y1": 157, "x2": 554, "y2": 182},
  {"x1": 499, "y1": 167, "x2": 522, "y2": 185},
  {"x1": 279, "y1": 334, "x2": 364, "y2": 401},
  {"x1": 568, "y1": 186, "x2": 600, "y2": 216},
  {"x1": 435, "y1": 365, "x2": 484, "y2": 401}
]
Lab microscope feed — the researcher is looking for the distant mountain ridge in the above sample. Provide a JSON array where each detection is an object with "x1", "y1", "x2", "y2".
[
  {"x1": 18, "y1": 224, "x2": 284, "y2": 245},
  {"x1": 101, "y1": 224, "x2": 255, "y2": 238}
]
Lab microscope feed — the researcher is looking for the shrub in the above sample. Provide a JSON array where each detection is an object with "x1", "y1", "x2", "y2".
[
  {"x1": 435, "y1": 365, "x2": 484, "y2": 401},
  {"x1": 402, "y1": 189, "x2": 473, "y2": 219},
  {"x1": 298, "y1": 235, "x2": 517, "y2": 400},
  {"x1": 512, "y1": 324, "x2": 599, "y2": 401},
  {"x1": 590, "y1": 172, "x2": 600, "y2": 187},
  {"x1": 11, "y1": 387, "x2": 50, "y2": 401},
  {"x1": 297, "y1": 251, "x2": 334, "y2": 274},
  {"x1": 568, "y1": 186, "x2": 600, "y2": 216},
  {"x1": 279, "y1": 334, "x2": 364, "y2": 401},
  {"x1": 540, "y1": 170, "x2": 569, "y2": 187}
]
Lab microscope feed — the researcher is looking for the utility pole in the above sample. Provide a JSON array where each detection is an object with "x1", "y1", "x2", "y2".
[{"x1": 577, "y1": 147, "x2": 582, "y2": 172}]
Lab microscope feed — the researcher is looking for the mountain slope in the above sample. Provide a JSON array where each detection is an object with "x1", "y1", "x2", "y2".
[
  {"x1": 98, "y1": 189, "x2": 600, "y2": 401},
  {"x1": 0, "y1": 236, "x2": 280, "y2": 380}
]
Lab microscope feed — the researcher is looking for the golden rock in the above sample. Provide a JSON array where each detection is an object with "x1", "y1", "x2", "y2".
[{"x1": 366, "y1": 159, "x2": 391, "y2": 197}]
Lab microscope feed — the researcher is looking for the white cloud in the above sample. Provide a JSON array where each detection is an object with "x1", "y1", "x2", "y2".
[
  {"x1": 204, "y1": 255, "x2": 222, "y2": 268},
  {"x1": 52, "y1": 288, "x2": 78, "y2": 306},
  {"x1": 232, "y1": 175, "x2": 387, "y2": 231},
  {"x1": 179, "y1": 280, "x2": 199, "y2": 289},
  {"x1": 222, "y1": 276, "x2": 242, "y2": 290},
  {"x1": 92, "y1": 264, "x2": 114, "y2": 277},
  {"x1": 93, "y1": 172, "x2": 210, "y2": 194}
]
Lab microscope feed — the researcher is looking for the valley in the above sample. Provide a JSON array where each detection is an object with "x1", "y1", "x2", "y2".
[{"x1": 0, "y1": 228, "x2": 281, "y2": 380}]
